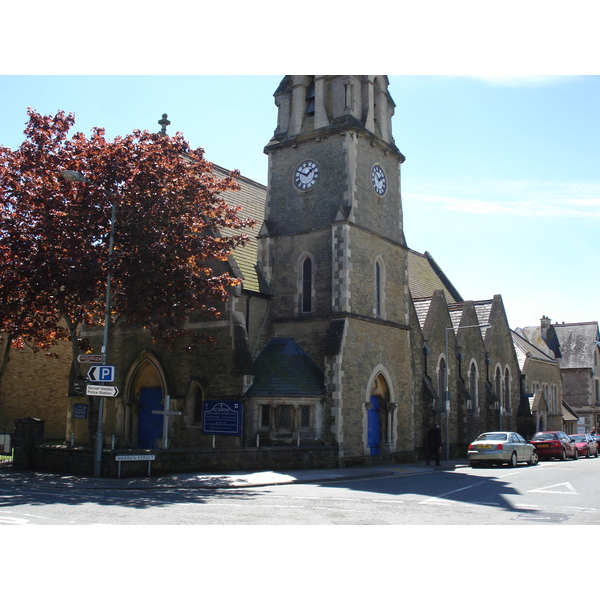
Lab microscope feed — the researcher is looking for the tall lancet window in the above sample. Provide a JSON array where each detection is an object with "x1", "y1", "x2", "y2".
[
  {"x1": 305, "y1": 78, "x2": 315, "y2": 116},
  {"x1": 469, "y1": 361, "x2": 478, "y2": 410},
  {"x1": 438, "y1": 357, "x2": 447, "y2": 409},
  {"x1": 302, "y1": 256, "x2": 313, "y2": 313},
  {"x1": 375, "y1": 258, "x2": 385, "y2": 318},
  {"x1": 375, "y1": 261, "x2": 382, "y2": 316},
  {"x1": 504, "y1": 368, "x2": 511, "y2": 413},
  {"x1": 495, "y1": 366, "x2": 502, "y2": 402}
]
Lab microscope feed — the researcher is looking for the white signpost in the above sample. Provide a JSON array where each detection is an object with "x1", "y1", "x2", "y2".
[
  {"x1": 77, "y1": 354, "x2": 103, "y2": 364},
  {"x1": 86, "y1": 384, "x2": 119, "y2": 398},
  {"x1": 87, "y1": 365, "x2": 115, "y2": 383}
]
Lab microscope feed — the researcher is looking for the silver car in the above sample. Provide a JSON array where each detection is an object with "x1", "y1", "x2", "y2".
[{"x1": 468, "y1": 431, "x2": 539, "y2": 468}]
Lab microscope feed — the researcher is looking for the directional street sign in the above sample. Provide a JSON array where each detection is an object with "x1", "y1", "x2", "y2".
[
  {"x1": 87, "y1": 365, "x2": 115, "y2": 383},
  {"x1": 77, "y1": 354, "x2": 103, "y2": 364},
  {"x1": 86, "y1": 384, "x2": 119, "y2": 398}
]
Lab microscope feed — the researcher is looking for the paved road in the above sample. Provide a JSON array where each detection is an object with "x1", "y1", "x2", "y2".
[{"x1": 1, "y1": 455, "x2": 599, "y2": 525}]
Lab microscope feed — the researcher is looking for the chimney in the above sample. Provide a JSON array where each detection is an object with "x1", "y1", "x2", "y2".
[{"x1": 540, "y1": 315, "x2": 551, "y2": 340}]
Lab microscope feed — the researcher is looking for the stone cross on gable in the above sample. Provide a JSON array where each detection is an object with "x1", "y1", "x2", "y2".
[
  {"x1": 158, "y1": 113, "x2": 171, "y2": 136},
  {"x1": 152, "y1": 395, "x2": 181, "y2": 449}
]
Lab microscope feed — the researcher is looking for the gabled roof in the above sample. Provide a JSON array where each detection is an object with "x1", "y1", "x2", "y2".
[
  {"x1": 515, "y1": 326, "x2": 556, "y2": 359},
  {"x1": 511, "y1": 329, "x2": 557, "y2": 371},
  {"x1": 249, "y1": 337, "x2": 325, "y2": 397},
  {"x1": 562, "y1": 401, "x2": 579, "y2": 421},
  {"x1": 214, "y1": 165, "x2": 268, "y2": 295},
  {"x1": 518, "y1": 321, "x2": 599, "y2": 370},
  {"x1": 407, "y1": 249, "x2": 463, "y2": 303}
]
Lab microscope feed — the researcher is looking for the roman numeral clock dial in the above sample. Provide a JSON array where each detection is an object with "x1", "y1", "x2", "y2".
[
  {"x1": 294, "y1": 159, "x2": 319, "y2": 190},
  {"x1": 371, "y1": 164, "x2": 387, "y2": 196}
]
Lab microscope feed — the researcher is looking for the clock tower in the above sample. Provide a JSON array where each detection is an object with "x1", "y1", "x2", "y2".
[{"x1": 258, "y1": 76, "x2": 416, "y2": 461}]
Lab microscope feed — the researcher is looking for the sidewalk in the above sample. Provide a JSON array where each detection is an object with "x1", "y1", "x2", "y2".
[{"x1": 0, "y1": 460, "x2": 469, "y2": 491}]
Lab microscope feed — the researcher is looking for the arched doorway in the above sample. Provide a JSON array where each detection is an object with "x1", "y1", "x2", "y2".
[
  {"x1": 119, "y1": 353, "x2": 168, "y2": 449},
  {"x1": 366, "y1": 371, "x2": 395, "y2": 456}
]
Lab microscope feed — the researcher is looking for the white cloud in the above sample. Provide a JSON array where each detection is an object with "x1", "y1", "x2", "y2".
[{"x1": 404, "y1": 179, "x2": 600, "y2": 218}]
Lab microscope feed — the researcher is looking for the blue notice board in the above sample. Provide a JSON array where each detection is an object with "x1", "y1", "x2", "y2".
[
  {"x1": 202, "y1": 400, "x2": 242, "y2": 436},
  {"x1": 73, "y1": 403, "x2": 88, "y2": 419}
]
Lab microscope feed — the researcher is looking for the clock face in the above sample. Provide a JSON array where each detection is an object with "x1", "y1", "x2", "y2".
[
  {"x1": 371, "y1": 164, "x2": 387, "y2": 196},
  {"x1": 294, "y1": 160, "x2": 320, "y2": 190}
]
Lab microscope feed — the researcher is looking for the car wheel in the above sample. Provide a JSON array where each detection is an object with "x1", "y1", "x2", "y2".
[
  {"x1": 528, "y1": 452, "x2": 539, "y2": 466},
  {"x1": 560, "y1": 449, "x2": 567, "y2": 461},
  {"x1": 507, "y1": 452, "x2": 518, "y2": 468},
  {"x1": 574, "y1": 449, "x2": 579, "y2": 460}
]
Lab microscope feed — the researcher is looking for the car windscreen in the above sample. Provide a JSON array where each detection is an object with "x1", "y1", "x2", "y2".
[
  {"x1": 532, "y1": 433, "x2": 557, "y2": 441},
  {"x1": 477, "y1": 433, "x2": 507, "y2": 441}
]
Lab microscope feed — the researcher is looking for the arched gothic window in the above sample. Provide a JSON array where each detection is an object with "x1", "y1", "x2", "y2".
[
  {"x1": 302, "y1": 256, "x2": 313, "y2": 313},
  {"x1": 193, "y1": 386, "x2": 203, "y2": 423},
  {"x1": 375, "y1": 261, "x2": 382, "y2": 316},
  {"x1": 438, "y1": 357, "x2": 447, "y2": 407},
  {"x1": 305, "y1": 77, "x2": 315, "y2": 116},
  {"x1": 504, "y1": 367, "x2": 511, "y2": 412},
  {"x1": 495, "y1": 366, "x2": 502, "y2": 403},
  {"x1": 469, "y1": 361, "x2": 478, "y2": 409},
  {"x1": 374, "y1": 257, "x2": 385, "y2": 318}
]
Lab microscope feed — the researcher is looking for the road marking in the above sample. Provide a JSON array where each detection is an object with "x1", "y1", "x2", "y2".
[{"x1": 528, "y1": 482, "x2": 577, "y2": 494}]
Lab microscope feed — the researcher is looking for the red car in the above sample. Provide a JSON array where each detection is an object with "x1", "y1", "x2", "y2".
[
  {"x1": 529, "y1": 431, "x2": 578, "y2": 461},
  {"x1": 569, "y1": 434, "x2": 599, "y2": 458}
]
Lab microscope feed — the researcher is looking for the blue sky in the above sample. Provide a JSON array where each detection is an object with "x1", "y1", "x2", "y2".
[
  {"x1": 2, "y1": 74, "x2": 598, "y2": 331},
  {"x1": 2, "y1": 1, "x2": 599, "y2": 332}
]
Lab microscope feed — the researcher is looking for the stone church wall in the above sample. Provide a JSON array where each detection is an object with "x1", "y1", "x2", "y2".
[{"x1": 335, "y1": 317, "x2": 414, "y2": 461}]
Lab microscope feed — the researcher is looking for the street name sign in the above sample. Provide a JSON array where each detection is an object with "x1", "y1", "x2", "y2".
[
  {"x1": 87, "y1": 365, "x2": 115, "y2": 382},
  {"x1": 77, "y1": 354, "x2": 103, "y2": 364},
  {"x1": 86, "y1": 384, "x2": 119, "y2": 397}
]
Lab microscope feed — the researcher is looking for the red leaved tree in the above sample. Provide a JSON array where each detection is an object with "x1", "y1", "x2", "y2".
[{"x1": 0, "y1": 109, "x2": 254, "y2": 392}]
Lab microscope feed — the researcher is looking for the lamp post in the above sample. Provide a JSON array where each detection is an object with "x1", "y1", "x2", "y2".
[
  {"x1": 444, "y1": 323, "x2": 492, "y2": 462},
  {"x1": 61, "y1": 170, "x2": 115, "y2": 477}
]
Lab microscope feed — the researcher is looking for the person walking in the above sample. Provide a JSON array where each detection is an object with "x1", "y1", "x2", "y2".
[{"x1": 426, "y1": 423, "x2": 442, "y2": 466}]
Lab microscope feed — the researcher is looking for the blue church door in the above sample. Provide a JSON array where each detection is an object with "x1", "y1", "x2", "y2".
[
  {"x1": 138, "y1": 387, "x2": 164, "y2": 449},
  {"x1": 368, "y1": 395, "x2": 380, "y2": 455}
]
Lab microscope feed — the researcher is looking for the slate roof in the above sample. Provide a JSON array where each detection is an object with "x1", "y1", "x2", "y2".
[
  {"x1": 213, "y1": 165, "x2": 268, "y2": 295},
  {"x1": 552, "y1": 322, "x2": 599, "y2": 369},
  {"x1": 248, "y1": 337, "x2": 325, "y2": 397},
  {"x1": 517, "y1": 321, "x2": 600, "y2": 369},
  {"x1": 407, "y1": 249, "x2": 463, "y2": 303},
  {"x1": 511, "y1": 329, "x2": 557, "y2": 371},
  {"x1": 447, "y1": 303, "x2": 465, "y2": 332},
  {"x1": 412, "y1": 298, "x2": 432, "y2": 329},
  {"x1": 473, "y1": 299, "x2": 493, "y2": 326}
]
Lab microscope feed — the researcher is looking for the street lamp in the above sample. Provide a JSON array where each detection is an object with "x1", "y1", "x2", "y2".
[
  {"x1": 61, "y1": 170, "x2": 116, "y2": 477},
  {"x1": 444, "y1": 323, "x2": 492, "y2": 462}
]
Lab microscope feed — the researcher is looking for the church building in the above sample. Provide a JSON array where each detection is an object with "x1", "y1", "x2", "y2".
[{"x1": 3, "y1": 75, "x2": 557, "y2": 474}]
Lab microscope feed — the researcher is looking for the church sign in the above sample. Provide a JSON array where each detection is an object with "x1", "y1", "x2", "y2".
[
  {"x1": 202, "y1": 401, "x2": 242, "y2": 436},
  {"x1": 73, "y1": 403, "x2": 88, "y2": 419}
]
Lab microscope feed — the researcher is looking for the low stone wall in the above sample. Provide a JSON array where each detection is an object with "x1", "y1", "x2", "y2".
[{"x1": 29, "y1": 445, "x2": 340, "y2": 478}]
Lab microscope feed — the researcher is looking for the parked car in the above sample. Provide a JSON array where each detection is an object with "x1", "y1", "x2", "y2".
[
  {"x1": 529, "y1": 431, "x2": 578, "y2": 461},
  {"x1": 468, "y1": 431, "x2": 539, "y2": 468},
  {"x1": 592, "y1": 434, "x2": 600, "y2": 452},
  {"x1": 569, "y1": 433, "x2": 599, "y2": 458}
]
